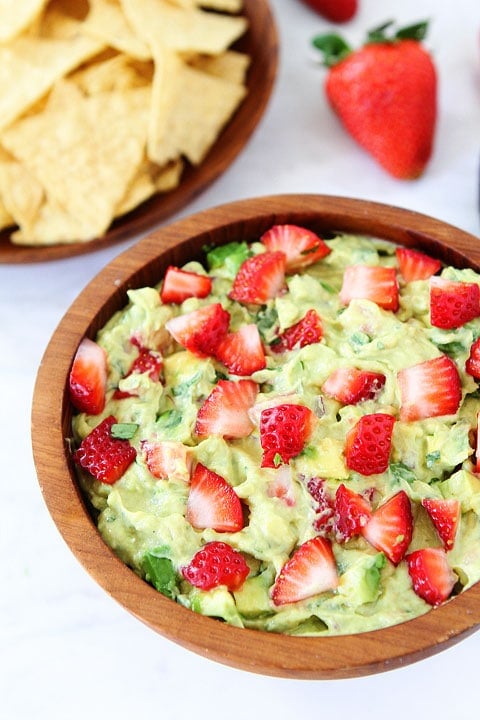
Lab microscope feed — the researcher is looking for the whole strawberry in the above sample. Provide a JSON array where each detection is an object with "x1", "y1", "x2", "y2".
[
  {"x1": 313, "y1": 21, "x2": 437, "y2": 179},
  {"x1": 300, "y1": 0, "x2": 358, "y2": 24}
]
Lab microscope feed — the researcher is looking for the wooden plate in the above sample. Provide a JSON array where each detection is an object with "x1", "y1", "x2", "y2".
[
  {"x1": 32, "y1": 195, "x2": 480, "y2": 679},
  {"x1": 0, "y1": 0, "x2": 278, "y2": 264}
]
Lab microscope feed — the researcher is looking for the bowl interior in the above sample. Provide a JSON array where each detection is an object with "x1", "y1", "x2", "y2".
[{"x1": 32, "y1": 194, "x2": 480, "y2": 679}]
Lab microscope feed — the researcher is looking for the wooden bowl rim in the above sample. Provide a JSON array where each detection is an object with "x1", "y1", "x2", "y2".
[
  {"x1": 32, "y1": 194, "x2": 480, "y2": 680},
  {"x1": 0, "y1": 0, "x2": 278, "y2": 264}
]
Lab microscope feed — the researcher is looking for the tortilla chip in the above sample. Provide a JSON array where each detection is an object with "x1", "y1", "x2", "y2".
[
  {"x1": 0, "y1": 156, "x2": 44, "y2": 232},
  {"x1": 115, "y1": 157, "x2": 183, "y2": 217},
  {"x1": 147, "y1": 59, "x2": 246, "y2": 166},
  {"x1": 190, "y1": 49, "x2": 250, "y2": 85},
  {"x1": 84, "y1": 0, "x2": 152, "y2": 60},
  {"x1": 2, "y1": 81, "x2": 150, "y2": 239},
  {"x1": 121, "y1": 0, "x2": 247, "y2": 55},
  {"x1": 167, "y1": 0, "x2": 243, "y2": 12},
  {"x1": 0, "y1": 0, "x2": 47, "y2": 42},
  {"x1": 71, "y1": 53, "x2": 153, "y2": 95}
]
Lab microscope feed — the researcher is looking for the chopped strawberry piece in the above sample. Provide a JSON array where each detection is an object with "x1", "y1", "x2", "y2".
[
  {"x1": 307, "y1": 477, "x2": 336, "y2": 534},
  {"x1": 271, "y1": 536, "x2": 339, "y2": 606},
  {"x1": 165, "y1": 303, "x2": 230, "y2": 358},
  {"x1": 73, "y1": 415, "x2": 136, "y2": 484},
  {"x1": 195, "y1": 379, "x2": 258, "y2": 438},
  {"x1": 340, "y1": 265, "x2": 399, "y2": 311},
  {"x1": 69, "y1": 337, "x2": 107, "y2": 415},
  {"x1": 430, "y1": 276, "x2": 480, "y2": 329},
  {"x1": 474, "y1": 412, "x2": 480, "y2": 472},
  {"x1": 271, "y1": 309, "x2": 323, "y2": 353},
  {"x1": 406, "y1": 547, "x2": 457, "y2": 606},
  {"x1": 142, "y1": 440, "x2": 191, "y2": 482},
  {"x1": 422, "y1": 498, "x2": 460, "y2": 550},
  {"x1": 260, "y1": 403, "x2": 314, "y2": 467},
  {"x1": 322, "y1": 367, "x2": 386, "y2": 405},
  {"x1": 182, "y1": 541, "x2": 249, "y2": 591},
  {"x1": 398, "y1": 355, "x2": 461, "y2": 422},
  {"x1": 215, "y1": 323, "x2": 266, "y2": 376},
  {"x1": 396, "y1": 246, "x2": 441, "y2": 282},
  {"x1": 267, "y1": 465, "x2": 296, "y2": 506},
  {"x1": 345, "y1": 412, "x2": 395, "y2": 476},
  {"x1": 466, "y1": 337, "x2": 480, "y2": 379},
  {"x1": 160, "y1": 266, "x2": 212, "y2": 304},
  {"x1": 260, "y1": 224, "x2": 331, "y2": 272},
  {"x1": 186, "y1": 463, "x2": 244, "y2": 532},
  {"x1": 362, "y1": 490, "x2": 413, "y2": 565},
  {"x1": 335, "y1": 483, "x2": 372, "y2": 541},
  {"x1": 229, "y1": 251, "x2": 286, "y2": 305},
  {"x1": 113, "y1": 346, "x2": 163, "y2": 399}
]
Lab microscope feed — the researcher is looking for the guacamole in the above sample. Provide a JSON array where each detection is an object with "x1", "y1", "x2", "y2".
[{"x1": 71, "y1": 227, "x2": 480, "y2": 636}]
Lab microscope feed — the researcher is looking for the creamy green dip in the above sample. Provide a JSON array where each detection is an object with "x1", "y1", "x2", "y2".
[{"x1": 73, "y1": 232, "x2": 480, "y2": 635}]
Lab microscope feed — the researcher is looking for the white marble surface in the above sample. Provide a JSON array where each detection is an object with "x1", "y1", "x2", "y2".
[{"x1": 2, "y1": 0, "x2": 480, "y2": 717}]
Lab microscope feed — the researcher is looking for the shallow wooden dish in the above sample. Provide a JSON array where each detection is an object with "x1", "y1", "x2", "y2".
[
  {"x1": 0, "y1": 0, "x2": 278, "y2": 264},
  {"x1": 32, "y1": 194, "x2": 480, "y2": 679}
]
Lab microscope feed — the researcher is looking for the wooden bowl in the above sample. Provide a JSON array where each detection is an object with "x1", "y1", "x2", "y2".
[
  {"x1": 32, "y1": 194, "x2": 480, "y2": 679},
  {"x1": 0, "y1": 0, "x2": 278, "y2": 264}
]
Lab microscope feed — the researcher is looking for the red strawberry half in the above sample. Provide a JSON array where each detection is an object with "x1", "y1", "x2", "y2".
[
  {"x1": 406, "y1": 547, "x2": 457, "y2": 605},
  {"x1": 422, "y1": 498, "x2": 460, "y2": 550},
  {"x1": 160, "y1": 266, "x2": 212, "y2": 304},
  {"x1": 195, "y1": 379, "x2": 258, "y2": 438},
  {"x1": 261, "y1": 224, "x2": 330, "y2": 272},
  {"x1": 466, "y1": 338, "x2": 480, "y2": 379},
  {"x1": 271, "y1": 309, "x2": 323, "y2": 353},
  {"x1": 271, "y1": 536, "x2": 339, "y2": 606},
  {"x1": 73, "y1": 415, "x2": 137, "y2": 484},
  {"x1": 345, "y1": 412, "x2": 395, "y2": 476},
  {"x1": 322, "y1": 367, "x2": 386, "y2": 405},
  {"x1": 186, "y1": 463, "x2": 244, "y2": 532},
  {"x1": 182, "y1": 541, "x2": 249, "y2": 591},
  {"x1": 69, "y1": 337, "x2": 107, "y2": 415},
  {"x1": 260, "y1": 403, "x2": 314, "y2": 467},
  {"x1": 165, "y1": 303, "x2": 230, "y2": 358},
  {"x1": 340, "y1": 265, "x2": 399, "y2": 311},
  {"x1": 396, "y1": 246, "x2": 441, "y2": 282},
  {"x1": 430, "y1": 276, "x2": 480, "y2": 329},
  {"x1": 362, "y1": 490, "x2": 413, "y2": 565},
  {"x1": 335, "y1": 483, "x2": 372, "y2": 541},
  {"x1": 215, "y1": 323, "x2": 266, "y2": 376},
  {"x1": 229, "y1": 251, "x2": 286, "y2": 305},
  {"x1": 113, "y1": 346, "x2": 163, "y2": 399},
  {"x1": 397, "y1": 355, "x2": 461, "y2": 422}
]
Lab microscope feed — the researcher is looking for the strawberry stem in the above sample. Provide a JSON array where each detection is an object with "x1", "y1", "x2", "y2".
[{"x1": 312, "y1": 33, "x2": 351, "y2": 67}]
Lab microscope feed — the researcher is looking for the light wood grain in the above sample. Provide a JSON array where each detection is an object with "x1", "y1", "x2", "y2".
[
  {"x1": 32, "y1": 195, "x2": 480, "y2": 679},
  {"x1": 0, "y1": 0, "x2": 278, "y2": 264}
]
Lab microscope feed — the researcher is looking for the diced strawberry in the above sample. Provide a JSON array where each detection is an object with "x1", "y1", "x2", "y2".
[
  {"x1": 340, "y1": 265, "x2": 399, "y2": 312},
  {"x1": 398, "y1": 355, "x2": 461, "y2": 422},
  {"x1": 229, "y1": 251, "x2": 286, "y2": 305},
  {"x1": 422, "y1": 498, "x2": 460, "y2": 550},
  {"x1": 344, "y1": 412, "x2": 395, "y2": 476},
  {"x1": 307, "y1": 477, "x2": 336, "y2": 534},
  {"x1": 271, "y1": 536, "x2": 339, "y2": 605},
  {"x1": 142, "y1": 440, "x2": 191, "y2": 482},
  {"x1": 267, "y1": 465, "x2": 296, "y2": 507},
  {"x1": 335, "y1": 483, "x2": 372, "y2": 541},
  {"x1": 160, "y1": 266, "x2": 212, "y2": 304},
  {"x1": 195, "y1": 379, "x2": 258, "y2": 438},
  {"x1": 113, "y1": 346, "x2": 163, "y2": 399},
  {"x1": 260, "y1": 403, "x2": 314, "y2": 468},
  {"x1": 73, "y1": 415, "x2": 136, "y2": 484},
  {"x1": 361, "y1": 490, "x2": 413, "y2": 565},
  {"x1": 182, "y1": 541, "x2": 249, "y2": 591},
  {"x1": 165, "y1": 303, "x2": 230, "y2": 358},
  {"x1": 215, "y1": 323, "x2": 266, "y2": 376},
  {"x1": 260, "y1": 224, "x2": 331, "y2": 272},
  {"x1": 271, "y1": 309, "x2": 323, "y2": 353},
  {"x1": 430, "y1": 276, "x2": 480, "y2": 329},
  {"x1": 322, "y1": 367, "x2": 386, "y2": 405},
  {"x1": 186, "y1": 463, "x2": 244, "y2": 532},
  {"x1": 474, "y1": 411, "x2": 480, "y2": 472},
  {"x1": 406, "y1": 547, "x2": 457, "y2": 606},
  {"x1": 466, "y1": 337, "x2": 480, "y2": 379},
  {"x1": 69, "y1": 337, "x2": 107, "y2": 415},
  {"x1": 396, "y1": 246, "x2": 442, "y2": 282}
]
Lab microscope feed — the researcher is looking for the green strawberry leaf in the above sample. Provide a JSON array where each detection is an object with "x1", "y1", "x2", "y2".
[{"x1": 312, "y1": 33, "x2": 351, "y2": 67}]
